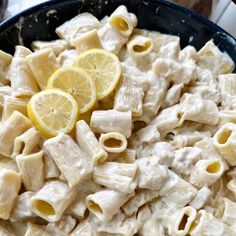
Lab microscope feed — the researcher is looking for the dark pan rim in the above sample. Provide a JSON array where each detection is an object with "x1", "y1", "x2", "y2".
[{"x1": 0, "y1": 0, "x2": 235, "y2": 42}]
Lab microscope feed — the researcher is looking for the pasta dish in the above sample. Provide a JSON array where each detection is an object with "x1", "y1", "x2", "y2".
[{"x1": 0, "y1": 5, "x2": 235, "y2": 236}]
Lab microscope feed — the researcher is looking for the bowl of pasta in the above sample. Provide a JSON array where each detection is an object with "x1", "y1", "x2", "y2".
[{"x1": 0, "y1": 0, "x2": 236, "y2": 235}]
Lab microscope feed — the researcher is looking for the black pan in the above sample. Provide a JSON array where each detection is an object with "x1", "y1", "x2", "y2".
[{"x1": 0, "y1": 0, "x2": 235, "y2": 72}]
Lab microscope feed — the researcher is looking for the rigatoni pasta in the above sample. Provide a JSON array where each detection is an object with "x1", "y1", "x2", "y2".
[
  {"x1": 76, "y1": 120, "x2": 108, "y2": 165},
  {"x1": 43, "y1": 133, "x2": 93, "y2": 187},
  {"x1": 0, "y1": 169, "x2": 21, "y2": 220},
  {"x1": 30, "y1": 180, "x2": 76, "y2": 222}
]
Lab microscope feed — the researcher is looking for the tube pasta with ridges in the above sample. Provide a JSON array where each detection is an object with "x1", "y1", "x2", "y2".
[
  {"x1": 127, "y1": 35, "x2": 153, "y2": 58},
  {"x1": 56, "y1": 12, "x2": 101, "y2": 42},
  {"x1": 26, "y1": 48, "x2": 60, "y2": 90},
  {"x1": 71, "y1": 29, "x2": 102, "y2": 53},
  {"x1": 12, "y1": 127, "x2": 41, "y2": 158},
  {"x1": 2, "y1": 96, "x2": 29, "y2": 121},
  {"x1": 159, "y1": 170, "x2": 197, "y2": 207},
  {"x1": 107, "y1": 148, "x2": 136, "y2": 163},
  {"x1": 76, "y1": 120, "x2": 108, "y2": 165},
  {"x1": 0, "y1": 111, "x2": 31, "y2": 157},
  {"x1": 14, "y1": 45, "x2": 32, "y2": 58},
  {"x1": 121, "y1": 189, "x2": 158, "y2": 216},
  {"x1": 90, "y1": 110, "x2": 132, "y2": 138},
  {"x1": 189, "y1": 209, "x2": 234, "y2": 236},
  {"x1": 99, "y1": 132, "x2": 127, "y2": 153},
  {"x1": 221, "y1": 197, "x2": 236, "y2": 226},
  {"x1": 0, "y1": 50, "x2": 12, "y2": 85},
  {"x1": 43, "y1": 133, "x2": 93, "y2": 187},
  {"x1": 189, "y1": 186, "x2": 212, "y2": 210},
  {"x1": 93, "y1": 162, "x2": 138, "y2": 193},
  {"x1": 179, "y1": 93, "x2": 219, "y2": 125},
  {"x1": 189, "y1": 159, "x2": 224, "y2": 188},
  {"x1": 0, "y1": 169, "x2": 21, "y2": 220},
  {"x1": 31, "y1": 39, "x2": 69, "y2": 56},
  {"x1": 86, "y1": 189, "x2": 133, "y2": 222},
  {"x1": 10, "y1": 191, "x2": 34, "y2": 222},
  {"x1": 213, "y1": 122, "x2": 236, "y2": 166},
  {"x1": 16, "y1": 151, "x2": 44, "y2": 191},
  {"x1": 108, "y1": 5, "x2": 137, "y2": 37},
  {"x1": 30, "y1": 180, "x2": 76, "y2": 222},
  {"x1": 172, "y1": 206, "x2": 197, "y2": 236},
  {"x1": 9, "y1": 57, "x2": 39, "y2": 97}
]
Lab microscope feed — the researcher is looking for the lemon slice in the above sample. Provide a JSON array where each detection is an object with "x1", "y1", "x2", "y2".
[
  {"x1": 74, "y1": 49, "x2": 121, "y2": 99},
  {"x1": 47, "y1": 67, "x2": 96, "y2": 113},
  {"x1": 28, "y1": 89, "x2": 78, "y2": 137}
]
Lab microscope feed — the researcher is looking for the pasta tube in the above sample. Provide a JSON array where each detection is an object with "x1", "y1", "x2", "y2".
[
  {"x1": 0, "y1": 49, "x2": 12, "y2": 85},
  {"x1": 0, "y1": 86, "x2": 12, "y2": 113},
  {"x1": 76, "y1": 120, "x2": 108, "y2": 165},
  {"x1": 179, "y1": 93, "x2": 219, "y2": 125},
  {"x1": 12, "y1": 127, "x2": 40, "y2": 158},
  {"x1": 71, "y1": 29, "x2": 102, "y2": 52},
  {"x1": 189, "y1": 210, "x2": 234, "y2": 236},
  {"x1": 86, "y1": 189, "x2": 132, "y2": 222},
  {"x1": 26, "y1": 48, "x2": 60, "y2": 90},
  {"x1": 114, "y1": 65, "x2": 145, "y2": 116},
  {"x1": 150, "y1": 104, "x2": 183, "y2": 135},
  {"x1": 9, "y1": 57, "x2": 39, "y2": 97},
  {"x1": 197, "y1": 40, "x2": 234, "y2": 75},
  {"x1": 66, "y1": 191, "x2": 88, "y2": 219},
  {"x1": 179, "y1": 45, "x2": 198, "y2": 62},
  {"x1": 16, "y1": 151, "x2": 44, "y2": 191},
  {"x1": 141, "y1": 71, "x2": 168, "y2": 123},
  {"x1": 227, "y1": 179, "x2": 236, "y2": 198},
  {"x1": 189, "y1": 159, "x2": 224, "y2": 188},
  {"x1": 159, "y1": 170, "x2": 197, "y2": 207},
  {"x1": 30, "y1": 180, "x2": 76, "y2": 222},
  {"x1": 14, "y1": 45, "x2": 32, "y2": 58},
  {"x1": 162, "y1": 83, "x2": 184, "y2": 108},
  {"x1": 219, "y1": 110, "x2": 236, "y2": 125},
  {"x1": 127, "y1": 35, "x2": 153, "y2": 58},
  {"x1": 0, "y1": 111, "x2": 31, "y2": 157},
  {"x1": 43, "y1": 152, "x2": 60, "y2": 179},
  {"x1": 172, "y1": 206, "x2": 197, "y2": 236},
  {"x1": 56, "y1": 12, "x2": 101, "y2": 42},
  {"x1": 189, "y1": 186, "x2": 212, "y2": 210},
  {"x1": 0, "y1": 226, "x2": 15, "y2": 236},
  {"x1": 0, "y1": 169, "x2": 21, "y2": 220},
  {"x1": 152, "y1": 58, "x2": 193, "y2": 85},
  {"x1": 108, "y1": 5, "x2": 137, "y2": 37},
  {"x1": 2, "y1": 96, "x2": 29, "y2": 121},
  {"x1": 149, "y1": 198, "x2": 179, "y2": 230},
  {"x1": 99, "y1": 132, "x2": 127, "y2": 153},
  {"x1": 121, "y1": 189, "x2": 158, "y2": 216},
  {"x1": 107, "y1": 149, "x2": 136, "y2": 163},
  {"x1": 221, "y1": 197, "x2": 236, "y2": 226},
  {"x1": 93, "y1": 162, "x2": 138, "y2": 193},
  {"x1": 43, "y1": 133, "x2": 93, "y2": 187},
  {"x1": 98, "y1": 22, "x2": 128, "y2": 54},
  {"x1": 31, "y1": 39, "x2": 69, "y2": 56},
  {"x1": 90, "y1": 110, "x2": 132, "y2": 138},
  {"x1": 10, "y1": 191, "x2": 34, "y2": 222},
  {"x1": 213, "y1": 122, "x2": 236, "y2": 166},
  {"x1": 0, "y1": 157, "x2": 18, "y2": 172}
]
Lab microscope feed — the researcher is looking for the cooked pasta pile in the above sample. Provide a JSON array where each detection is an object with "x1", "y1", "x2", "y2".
[{"x1": 0, "y1": 5, "x2": 236, "y2": 236}]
